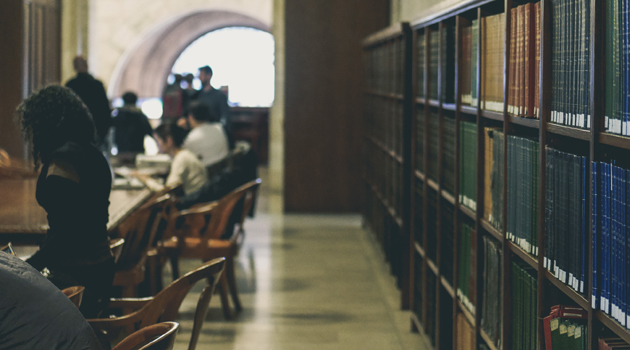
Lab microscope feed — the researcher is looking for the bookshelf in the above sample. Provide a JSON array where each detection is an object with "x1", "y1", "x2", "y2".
[{"x1": 362, "y1": 0, "x2": 630, "y2": 349}]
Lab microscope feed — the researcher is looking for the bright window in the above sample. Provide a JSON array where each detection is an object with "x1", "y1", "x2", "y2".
[{"x1": 170, "y1": 27, "x2": 275, "y2": 107}]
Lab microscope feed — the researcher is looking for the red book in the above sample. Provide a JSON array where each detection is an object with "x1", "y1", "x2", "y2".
[{"x1": 544, "y1": 314, "x2": 554, "y2": 350}]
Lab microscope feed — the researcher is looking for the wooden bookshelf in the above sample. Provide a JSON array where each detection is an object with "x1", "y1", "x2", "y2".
[{"x1": 362, "y1": 0, "x2": 630, "y2": 349}]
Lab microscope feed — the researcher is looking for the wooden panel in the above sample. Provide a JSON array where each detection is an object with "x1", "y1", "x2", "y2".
[{"x1": 284, "y1": 0, "x2": 390, "y2": 212}]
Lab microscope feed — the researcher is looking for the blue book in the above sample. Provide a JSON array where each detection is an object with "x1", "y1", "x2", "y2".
[
  {"x1": 581, "y1": 157, "x2": 586, "y2": 293},
  {"x1": 593, "y1": 162, "x2": 599, "y2": 309},
  {"x1": 612, "y1": 165, "x2": 618, "y2": 320},
  {"x1": 626, "y1": 169, "x2": 630, "y2": 327},
  {"x1": 604, "y1": 163, "x2": 611, "y2": 314},
  {"x1": 608, "y1": 163, "x2": 613, "y2": 314},
  {"x1": 621, "y1": 166, "x2": 627, "y2": 326}
]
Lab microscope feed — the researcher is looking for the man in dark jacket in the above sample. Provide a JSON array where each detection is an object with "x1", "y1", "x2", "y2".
[
  {"x1": 65, "y1": 56, "x2": 112, "y2": 148},
  {"x1": 113, "y1": 91, "x2": 153, "y2": 153}
]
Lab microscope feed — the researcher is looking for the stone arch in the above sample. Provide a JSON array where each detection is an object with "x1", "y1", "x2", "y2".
[{"x1": 109, "y1": 10, "x2": 271, "y2": 99}]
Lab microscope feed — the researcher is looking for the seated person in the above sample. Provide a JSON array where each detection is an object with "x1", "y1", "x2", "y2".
[
  {"x1": 0, "y1": 251, "x2": 103, "y2": 349},
  {"x1": 181, "y1": 102, "x2": 229, "y2": 168},
  {"x1": 113, "y1": 91, "x2": 153, "y2": 153},
  {"x1": 154, "y1": 122, "x2": 208, "y2": 195}
]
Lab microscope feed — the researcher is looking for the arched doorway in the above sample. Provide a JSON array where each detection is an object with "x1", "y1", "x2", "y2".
[{"x1": 108, "y1": 10, "x2": 271, "y2": 99}]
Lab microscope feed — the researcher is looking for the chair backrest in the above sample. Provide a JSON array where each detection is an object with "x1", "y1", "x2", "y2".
[
  {"x1": 236, "y1": 178, "x2": 261, "y2": 233},
  {"x1": 109, "y1": 238, "x2": 125, "y2": 263},
  {"x1": 61, "y1": 286, "x2": 85, "y2": 308},
  {"x1": 116, "y1": 194, "x2": 171, "y2": 267},
  {"x1": 201, "y1": 179, "x2": 262, "y2": 240},
  {"x1": 112, "y1": 321, "x2": 179, "y2": 350}
]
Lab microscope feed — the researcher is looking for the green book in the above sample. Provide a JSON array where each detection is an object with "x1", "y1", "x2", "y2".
[
  {"x1": 550, "y1": 317, "x2": 562, "y2": 350},
  {"x1": 471, "y1": 19, "x2": 479, "y2": 107},
  {"x1": 559, "y1": 320, "x2": 571, "y2": 350}
]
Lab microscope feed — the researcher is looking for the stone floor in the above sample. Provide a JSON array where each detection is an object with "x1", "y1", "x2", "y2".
[{"x1": 166, "y1": 168, "x2": 431, "y2": 350}]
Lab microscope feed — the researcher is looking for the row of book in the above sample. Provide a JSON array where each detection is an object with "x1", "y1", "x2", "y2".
[
  {"x1": 551, "y1": 0, "x2": 591, "y2": 129},
  {"x1": 441, "y1": 200, "x2": 455, "y2": 285},
  {"x1": 460, "y1": 121, "x2": 478, "y2": 211},
  {"x1": 507, "y1": 135, "x2": 540, "y2": 256},
  {"x1": 592, "y1": 161, "x2": 630, "y2": 328},
  {"x1": 604, "y1": 0, "x2": 630, "y2": 135},
  {"x1": 365, "y1": 38, "x2": 405, "y2": 95},
  {"x1": 457, "y1": 222, "x2": 475, "y2": 314},
  {"x1": 363, "y1": 142, "x2": 404, "y2": 215},
  {"x1": 364, "y1": 97, "x2": 404, "y2": 157},
  {"x1": 427, "y1": 110, "x2": 439, "y2": 183},
  {"x1": 457, "y1": 313, "x2": 476, "y2": 350},
  {"x1": 511, "y1": 261, "x2": 538, "y2": 350},
  {"x1": 543, "y1": 305, "x2": 588, "y2": 350},
  {"x1": 479, "y1": 13, "x2": 506, "y2": 113},
  {"x1": 429, "y1": 30, "x2": 440, "y2": 101},
  {"x1": 442, "y1": 114, "x2": 456, "y2": 195},
  {"x1": 544, "y1": 147, "x2": 587, "y2": 296},
  {"x1": 483, "y1": 127, "x2": 505, "y2": 231},
  {"x1": 480, "y1": 235, "x2": 502, "y2": 348},
  {"x1": 508, "y1": 2, "x2": 541, "y2": 118}
]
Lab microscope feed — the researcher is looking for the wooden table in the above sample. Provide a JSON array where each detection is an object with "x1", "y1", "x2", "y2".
[{"x1": 0, "y1": 179, "x2": 153, "y2": 244}]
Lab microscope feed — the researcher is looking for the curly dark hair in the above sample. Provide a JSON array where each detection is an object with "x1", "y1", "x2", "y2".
[
  {"x1": 154, "y1": 122, "x2": 188, "y2": 148},
  {"x1": 16, "y1": 85, "x2": 96, "y2": 168}
]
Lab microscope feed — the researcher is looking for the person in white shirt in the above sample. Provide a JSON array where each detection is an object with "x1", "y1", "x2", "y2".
[
  {"x1": 154, "y1": 123, "x2": 208, "y2": 195},
  {"x1": 181, "y1": 102, "x2": 229, "y2": 167}
]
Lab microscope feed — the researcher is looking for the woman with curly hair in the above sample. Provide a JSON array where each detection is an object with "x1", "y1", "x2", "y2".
[{"x1": 16, "y1": 85, "x2": 115, "y2": 318}]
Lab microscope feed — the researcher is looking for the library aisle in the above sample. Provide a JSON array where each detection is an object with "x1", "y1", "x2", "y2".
[{"x1": 168, "y1": 167, "x2": 429, "y2": 350}]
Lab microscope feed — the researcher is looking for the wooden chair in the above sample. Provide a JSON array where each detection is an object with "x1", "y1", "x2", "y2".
[
  {"x1": 112, "y1": 194, "x2": 171, "y2": 300},
  {"x1": 112, "y1": 322, "x2": 179, "y2": 350},
  {"x1": 89, "y1": 258, "x2": 225, "y2": 350},
  {"x1": 161, "y1": 178, "x2": 262, "y2": 319},
  {"x1": 61, "y1": 286, "x2": 85, "y2": 308},
  {"x1": 109, "y1": 238, "x2": 125, "y2": 264}
]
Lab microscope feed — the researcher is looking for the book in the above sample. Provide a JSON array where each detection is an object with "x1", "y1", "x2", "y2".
[
  {"x1": 459, "y1": 121, "x2": 477, "y2": 211},
  {"x1": 481, "y1": 13, "x2": 506, "y2": 113},
  {"x1": 458, "y1": 222, "x2": 475, "y2": 314},
  {"x1": 481, "y1": 235, "x2": 502, "y2": 347},
  {"x1": 461, "y1": 25, "x2": 473, "y2": 105}
]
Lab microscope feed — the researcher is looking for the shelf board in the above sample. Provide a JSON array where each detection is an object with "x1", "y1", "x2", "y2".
[
  {"x1": 459, "y1": 205, "x2": 476, "y2": 221},
  {"x1": 415, "y1": 170, "x2": 426, "y2": 181},
  {"x1": 427, "y1": 258, "x2": 439, "y2": 275},
  {"x1": 442, "y1": 103, "x2": 456, "y2": 111},
  {"x1": 480, "y1": 219, "x2": 503, "y2": 241},
  {"x1": 481, "y1": 109, "x2": 504, "y2": 122},
  {"x1": 543, "y1": 270, "x2": 589, "y2": 310},
  {"x1": 365, "y1": 90, "x2": 404, "y2": 100},
  {"x1": 461, "y1": 105, "x2": 477, "y2": 116},
  {"x1": 428, "y1": 99, "x2": 440, "y2": 108},
  {"x1": 441, "y1": 276, "x2": 455, "y2": 298},
  {"x1": 415, "y1": 97, "x2": 426, "y2": 105},
  {"x1": 507, "y1": 241, "x2": 538, "y2": 269},
  {"x1": 427, "y1": 178, "x2": 439, "y2": 192},
  {"x1": 415, "y1": 242, "x2": 426, "y2": 257},
  {"x1": 457, "y1": 299, "x2": 476, "y2": 327},
  {"x1": 508, "y1": 115, "x2": 540, "y2": 129},
  {"x1": 366, "y1": 135, "x2": 404, "y2": 164},
  {"x1": 442, "y1": 190, "x2": 455, "y2": 205},
  {"x1": 479, "y1": 328, "x2": 500, "y2": 350},
  {"x1": 599, "y1": 132, "x2": 630, "y2": 150},
  {"x1": 547, "y1": 123, "x2": 591, "y2": 140},
  {"x1": 595, "y1": 311, "x2": 630, "y2": 345},
  {"x1": 363, "y1": 178, "x2": 404, "y2": 228},
  {"x1": 410, "y1": 311, "x2": 423, "y2": 335}
]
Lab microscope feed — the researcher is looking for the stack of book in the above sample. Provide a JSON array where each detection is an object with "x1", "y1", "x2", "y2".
[
  {"x1": 481, "y1": 235, "x2": 502, "y2": 348},
  {"x1": 460, "y1": 121, "x2": 478, "y2": 211},
  {"x1": 461, "y1": 24, "x2": 473, "y2": 105},
  {"x1": 544, "y1": 147, "x2": 587, "y2": 295},
  {"x1": 414, "y1": 181, "x2": 424, "y2": 244},
  {"x1": 508, "y1": 2, "x2": 541, "y2": 118},
  {"x1": 441, "y1": 25, "x2": 456, "y2": 103},
  {"x1": 428, "y1": 110, "x2": 439, "y2": 182},
  {"x1": 483, "y1": 127, "x2": 505, "y2": 231},
  {"x1": 511, "y1": 261, "x2": 538, "y2": 350},
  {"x1": 458, "y1": 222, "x2": 475, "y2": 314},
  {"x1": 599, "y1": 337, "x2": 630, "y2": 349},
  {"x1": 441, "y1": 200, "x2": 455, "y2": 285},
  {"x1": 428, "y1": 189, "x2": 438, "y2": 262},
  {"x1": 480, "y1": 13, "x2": 506, "y2": 113},
  {"x1": 457, "y1": 313, "x2": 475, "y2": 350},
  {"x1": 443, "y1": 114, "x2": 456, "y2": 195},
  {"x1": 429, "y1": 30, "x2": 440, "y2": 101},
  {"x1": 416, "y1": 108, "x2": 425, "y2": 173},
  {"x1": 592, "y1": 161, "x2": 630, "y2": 327},
  {"x1": 507, "y1": 135, "x2": 539, "y2": 256},
  {"x1": 551, "y1": 0, "x2": 591, "y2": 129},
  {"x1": 417, "y1": 32, "x2": 426, "y2": 99},
  {"x1": 543, "y1": 305, "x2": 588, "y2": 350},
  {"x1": 604, "y1": 0, "x2": 629, "y2": 135}
]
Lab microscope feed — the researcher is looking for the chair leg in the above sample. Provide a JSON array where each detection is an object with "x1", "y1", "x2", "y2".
[
  {"x1": 170, "y1": 255, "x2": 180, "y2": 280},
  {"x1": 218, "y1": 274, "x2": 233, "y2": 320},
  {"x1": 121, "y1": 286, "x2": 137, "y2": 336},
  {"x1": 189, "y1": 283, "x2": 214, "y2": 350},
  {"x1": 225, "y1": 257, "x2": 242, "y2": 312}
]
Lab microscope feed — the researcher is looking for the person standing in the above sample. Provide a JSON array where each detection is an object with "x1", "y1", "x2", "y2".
[
  {"x1": 65, "y1": 56, "x2": 112, "y2": 149},
  {"x1": 194, "y1": 65, "x2": 234, "y2": 149},
  {"x1": 113, "y1": 91, "x2": 153, "y2": 154},
  {"x1": 162, "y1": 73, "x2": 184, "y2": 121}
]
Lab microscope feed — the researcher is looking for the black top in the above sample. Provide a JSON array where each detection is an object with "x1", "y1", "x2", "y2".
[
  {"x1": 28, "y1": 141, "x2": 112, "y2": 268},
  {"x1": 0, "y1": 252, "x2": 103, "y2": 350},
  {"x1": 66, "y1": 73, "x2": 112, "y2": 143},
  {"x1": 113, "y1": 106, "x2": 153, "y2": 153}
]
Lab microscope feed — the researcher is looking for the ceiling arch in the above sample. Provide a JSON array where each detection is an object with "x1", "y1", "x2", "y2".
[{"x1": 109, "y1": 10, "x2": 271, "y2": 98}]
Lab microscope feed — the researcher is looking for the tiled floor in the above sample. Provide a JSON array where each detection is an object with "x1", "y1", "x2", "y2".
[{"x1": 167, "y1": 168, "x2": 431, "y2": 349}]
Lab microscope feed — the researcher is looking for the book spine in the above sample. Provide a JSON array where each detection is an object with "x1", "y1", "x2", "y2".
[{"x1": 593, "y1": 162, "x2": 599, "y2": 309}]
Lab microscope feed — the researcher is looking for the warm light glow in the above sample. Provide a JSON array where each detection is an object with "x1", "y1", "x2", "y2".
[{"x1": 170, "y1": 27, "x2": 275, "y2": 107}]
